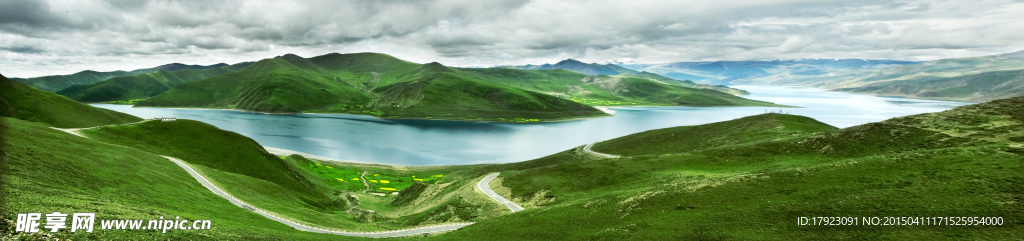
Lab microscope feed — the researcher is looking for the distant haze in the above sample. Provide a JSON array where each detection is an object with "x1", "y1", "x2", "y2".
[{"x1": 1, "y1": 0, "x2": 1023, "y2": 77}]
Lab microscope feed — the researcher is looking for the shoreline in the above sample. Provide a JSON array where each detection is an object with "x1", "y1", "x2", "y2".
[
  {"x1": 264, "y1": 147, "x2": 386, "y2": 166},
  {"x1": 120, "y1": 105, "x2": 615, "y2": 123}
]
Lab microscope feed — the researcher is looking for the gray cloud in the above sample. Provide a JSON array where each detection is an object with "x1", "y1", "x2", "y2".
[{"x1": 1, "y1": 0, "x2": 1023, "y2": 77}]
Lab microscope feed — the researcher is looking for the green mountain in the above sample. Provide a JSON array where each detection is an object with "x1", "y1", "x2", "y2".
[
  {"x1": 136, "y1": 53, "x2": 778, "y2": 122},
  {"x1": 442, "y1": 96, "x2": 1023, "y2": 240},
  {"x1": 10, "y1": 63, "x2": 231, "y2": 92},
  {"x1": 55, "y1": 62, "x2": 253, "y2": 103},
  {"x1": 745, "y1": 50, "x2": 1024, "y2": 102},
  {"x1": 0, "y1": 72, "x2": 141, "y2": 128},
  {"x1": 504, "y1": 59, "x2": 750, "y2": 95}
]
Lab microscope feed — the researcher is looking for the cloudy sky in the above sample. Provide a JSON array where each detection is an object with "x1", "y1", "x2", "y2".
[{"x1": 2, "y1": 0, "x2": 1023, "y2": 78}]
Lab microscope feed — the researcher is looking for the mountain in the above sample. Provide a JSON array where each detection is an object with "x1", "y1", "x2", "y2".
[
  {"x1": 0, "y1": 72, "x2": 142, "y2": 128},
  {"x1": 55, "y1": 62, "x2": 253, "y2": 103},
  {"x1": 775, "y1": 50, "x2": 1024, "y2": 102},
  {"x1": 445, "y1": 95, "x2": 1023, "y2": 240},
  {"x1": 503, "y1": 59, "x2": 751, "y2": 95},
  {"x1": 622, "y1": 59, "x2": 919, "y2": 85},
  {"x1": 512, "y1": 59, "x2": 625, "y2": 75},
  {"x1": 136, "y1": 53, "x2": 779, "y2": 122},
  {"x1": 10, "y1": 62, "x2": 231, "y2": 92}
]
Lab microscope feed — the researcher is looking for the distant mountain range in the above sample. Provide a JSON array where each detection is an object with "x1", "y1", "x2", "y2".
[
  {"x1": 12, "y1": 52, "x2": 778, "y2": 122},
  {"x1": 10, "y1": 63, "x2": 233, "y2": 93},
  {"x1": 1, "y1": 73, "x2": 141, "y2": 128},
  {"x1": 503, "y1": 59, "x2": 750, "y2": 95},
  {"x1": 616, "y1": 50, "x2": 1024, "y2": 102},
  {"x1": 775, "y1": 50, "x2": 1024, "y2": 102},
  {"x1": 620, "y1": 59, "x2": 920, "y2": 85}
]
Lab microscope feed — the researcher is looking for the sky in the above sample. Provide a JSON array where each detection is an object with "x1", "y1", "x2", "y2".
[{"x1": 2, "y1": 0, "x2": 1023, "y2": 78}]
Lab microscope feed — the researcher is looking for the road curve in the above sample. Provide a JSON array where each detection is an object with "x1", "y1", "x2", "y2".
[
  {"x1": 477, "y1": 173, "x2": 525, "y2": 212},
  {"x1": 51, "y1": 123, "x2": 477, "y2": 237},
  {"x1": 162, "y1": 155, "x2": 473, "y2": 238},
  {"x1": 582, "y1": 142, "x2": 620, "y2": 158}
]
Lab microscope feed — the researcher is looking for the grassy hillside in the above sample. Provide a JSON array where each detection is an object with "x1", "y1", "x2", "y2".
[
  {"x1": 55, "y1": 62, "x2": 252, "y2": 103},
  {"x1": 11, "y1": 63, "x2": 230, "y2": 92},
  {"x1": 0, "y1": 117, "x2": 350, "y2": 240},
  {"x1": 138, "y1": 55, "x2": 375, "y2": 113},
  {"x1": 437, "y1": 96, "x2": 1022, "y2": 240},
  {"x1": 373, "y1": 72, "x2": 606, "y2": 121},
  {"x1": 136, "y1": 53, "x2": 777, "y2": 122},
  {"x1": 0, "y1": 73, "x2": 142, "y2": 128},
  {"x1": 76, "y1": 118, "x2": 506, "y2": 232},
  {"x1": 591, "y1": 113, "x2": 837, "y2": 156}
]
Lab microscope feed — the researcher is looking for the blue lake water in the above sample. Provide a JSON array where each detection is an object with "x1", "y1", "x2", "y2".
[{"x1": 92, "y1": 85, "x2": 970, "y2": 166}]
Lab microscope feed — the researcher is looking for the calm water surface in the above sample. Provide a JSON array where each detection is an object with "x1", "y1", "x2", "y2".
[{"x1": 93, "y1": 85, "x2": 970, "y2": 165}]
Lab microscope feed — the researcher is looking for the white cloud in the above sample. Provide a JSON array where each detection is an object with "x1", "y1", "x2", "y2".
[{"x1": 1, "y1": 0, "x2": 1022, "y2": 77}]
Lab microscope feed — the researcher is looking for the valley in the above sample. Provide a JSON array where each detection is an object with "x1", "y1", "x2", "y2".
[{"x1": 3, "y1": 70, "x2": 1020, "y2": 240}]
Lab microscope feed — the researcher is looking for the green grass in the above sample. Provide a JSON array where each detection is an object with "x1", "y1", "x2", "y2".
[
  {"x1": 431, "y1": 96, "x2": 1023, "y2": 240},
  {"x1": 102, "y1": 98, "x2": 147, "y2": 105},
  {"x1": 0, "y1": 117, "x2": 358, "y2": 240},
  {"x1": 0, "y1": 73, "x2": 142, "y2": 128},
  {"x1": 292, "y1": 155, "x2": 447, "y2": 193},
  {"x1": 70, "y1": 118, "x2": 506, "y2": 232},
  {"x1": 591, "y1": 113, "x2": 838, "y2": 156}
]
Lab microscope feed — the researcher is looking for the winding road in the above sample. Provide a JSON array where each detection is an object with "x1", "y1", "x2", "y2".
[
  {"x1": 51, "y1": 122, "x2": 485, "y2": 238},
  {"x1": 582, "y1": 142, "x2": 620, "y2": 158},
  {"x1": 477, "y1": 173, "x2": 526, "y2": 212},
  {"x1": 163, "y1": 155, "x2": 474, "y2": 238}
]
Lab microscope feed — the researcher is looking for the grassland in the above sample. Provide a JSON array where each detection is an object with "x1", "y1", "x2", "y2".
[
  {"x1": 428, "y1": 97, "x2": 1023, "y2": 240},
  {"x1": 73, "y1": 118, "x2": 511, "y2": 232},
  {"x1": 0, "y1": 73, "x2": 142, "y2": 128},
  {"x1": 0, "y1": 117, "x2": 354, "y2": 240},
  {"x1": 133, "y1": 53, "x2": 777, "y2": 122}
]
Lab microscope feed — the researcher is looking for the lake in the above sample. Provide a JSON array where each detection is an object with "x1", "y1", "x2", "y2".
[{"x1": 92, "y1": 85, "x2": 970, "y2": 166}]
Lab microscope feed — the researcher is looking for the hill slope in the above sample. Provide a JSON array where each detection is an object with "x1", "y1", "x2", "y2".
[
  {"x1": 0, "y1": 117, "x2": 347, "y2": 240},
  {"x1": 440, "y1": 96, "x2": 1023, "y2": 240},
  {"x1": 137, "y1": 53, "x2": 778, "y2": 122},
  {"x1": 0, "y1": 73, "x2": 142, "y2": 128},
  {"x1": 11, "y1": 63, "x2": 230, "y2": 92},
  {"x1": 55, "y1": 62, "x2": 252, "y2": 103}
]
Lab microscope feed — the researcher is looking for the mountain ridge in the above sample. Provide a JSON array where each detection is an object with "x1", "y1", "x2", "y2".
[{"x1": 134, "y1": 52, "x2": 778, "y2": 122}]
